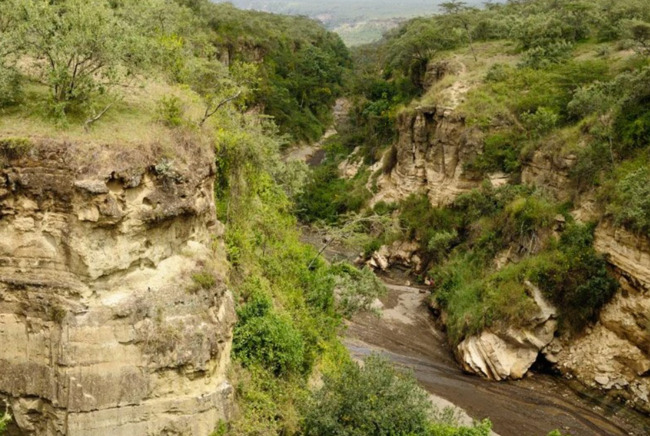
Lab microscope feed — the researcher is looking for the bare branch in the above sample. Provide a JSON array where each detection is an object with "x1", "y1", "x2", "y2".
[
  {"x1": 199, "y1": 90, "x2": 242, "y2": 127},
  {"x1": 84, "y1": 100, "x2": 118, "y2": 132}
]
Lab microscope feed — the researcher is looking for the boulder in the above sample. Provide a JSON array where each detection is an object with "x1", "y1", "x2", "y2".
[{"x1": 456, "y1": 284, "x2": 557, "y2": 381}]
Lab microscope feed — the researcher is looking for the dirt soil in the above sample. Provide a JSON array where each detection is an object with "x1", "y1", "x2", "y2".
[{"x1": 344, "y1": 276, "x2": 650, "y2": 436}]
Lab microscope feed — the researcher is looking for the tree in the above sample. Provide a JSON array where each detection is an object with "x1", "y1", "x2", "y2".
[
  {"x1": 187, "y1": 59, "x2": 255, "y2": 127},
  {"x1": 0, "y1": 1, "x2": 22, "y2": 107},
  {"x1": 628, "y1": 19, "x2": 650, "y2": 55},
  {"x1": 440, "y1": 1, "x2": 478, "y2": 61},
  {"x1": 14, "y1": 0, "x2": 148, "y2": 113}
]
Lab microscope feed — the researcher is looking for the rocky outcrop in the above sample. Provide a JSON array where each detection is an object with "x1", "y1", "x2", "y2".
[
  {"x1": 365, "y1": 241, "x2": 422, "y2": 272},
  {"x1": 371, "y1": 105, "x2": 483, "y2": 207},
  {"x1": 456, "y1": 284, "x2": 557, "y2": 381},
  {"x1": 521, "y1": 149, "x2": 577, "y2": 201},
  {"x1": 0, "y1": 138, "x2": 235, "y2": 435},
  {"x1": 547, "y1": 224, "x2": 650, "y2": 413}
]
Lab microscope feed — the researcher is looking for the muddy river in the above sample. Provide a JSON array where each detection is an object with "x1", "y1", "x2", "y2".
[
  {"x1": 345, "y1": 279, "x2": 650, "y2": 436},
  {"x1": 301, "y1": 230, "x2": 650, "y2": 436}
]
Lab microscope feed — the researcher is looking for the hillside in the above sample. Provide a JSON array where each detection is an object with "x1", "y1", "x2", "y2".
[
  {"x1": 297, "y1": 0, "x2": 650, "y2": 422},
  {"x1": 0, "y1": 1, "x2": 490, "y2": 435}
]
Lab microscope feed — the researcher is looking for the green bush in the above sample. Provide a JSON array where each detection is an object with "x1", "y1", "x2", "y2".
[
  {"x1": 156, "y1": 95, "x2": 184, "y2": 127},
  {"x1": 464, "y1": 132, "x2": 523, "y2": 175},
  {"x1": 531, "y1": 223, "x2": 619, "y2": 331},
  {"x1": 233, "y1": 299, "x2": 306, "y2": 376},
  {"x1": 520, "y1": 106, "x2": 559, "y2": 138},
  {"x1": 297, "y1": 163, "x2": 370, "y2": 223},
  {"x1": 303, "y1": 355, "x2": 490, "y2": 436},
  {"x1": 607, "y1": 166, "x2": 650, "y2": 234},
  {"x1": 519, "y1": 41, "x2": 574, "y2": 69},
  {"x1": 188, "y1": 271, "x2": 216, "y2": 293},
  {"x1": 432, "y1": 253, "x2": 538, "y2": 344},
  {"x1": 0, "y1": 66, "x2": 21, "y2": 108},
  {"x1": 613, "y1": 91, "x2": 650, "y2": 155},
  {"x1": 329, "y1": 263, "x2": 386, "y2": 317},
  {"x1": 399, "y1": 194, "x2": 458, "y2": 244}
]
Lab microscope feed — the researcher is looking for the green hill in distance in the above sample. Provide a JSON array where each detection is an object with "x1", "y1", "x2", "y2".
[{"x1": 218, "y1": 0, "x2": 494, "y2": 45}]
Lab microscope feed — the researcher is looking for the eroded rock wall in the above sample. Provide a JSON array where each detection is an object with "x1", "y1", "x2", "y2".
[
  {"x1": 0, "y1": 138, "x2": 235, "y2": 435},
  {"x1": 371, "y1": 105, "x2": 483, "y2": 207},
  {"x1": 547, "y1": 224, "x2": 650, "y2": 413}
]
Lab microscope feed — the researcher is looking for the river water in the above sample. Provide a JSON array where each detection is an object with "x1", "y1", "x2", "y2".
[{"x1": 301, "y1": 230, "x2": 650, "y2": 436}]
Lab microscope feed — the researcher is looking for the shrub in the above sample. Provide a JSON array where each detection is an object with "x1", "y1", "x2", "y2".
[
  {"x1": 188, "y1": 271, "x2": 217, "y2": 293},
  {"x1": 613, "y1": 91, "x2": 650, "y2": 155},
  {"x1": 484, "y1": 63, "x2": 510, "y2": 83},
  {"x1": 304, "y1": 354, "x2": 492, "y2": 436},
  {"x1": 520, "y1": 107, "x2": 559, "y2": 138},
  {"x1": 569, "y1": 141, "x2": 613, "y2": 191},
  {"x1": 464, "y1": 132, "x2": 523, "y2": 175},
  {"x1": 427, "y1": 230, "x2": 458, "y2": 262},
  {"x1": 303, "y1": 355, "x2": 434, "y2": 435},
  {"x1": 608, "y1": 166, "x2": 650, "y2": 234},
  {"x1": 0, "y1": 409, "x2": 9, "y2": 435},
  {"x1": 296, "y1": 163, "x2": 370, "y2": 224},
  {"x1": 330, "y1": 263, "x2": 386, "y2": 317},
  {"x1": 531, "y1": 223, "x2": 619, "y2": 332},
  {"x1": 399, "y1": 194, "x2": 457, "y2": 243},
  {"x1": 0, "y1": 66, "x2": 21, "y2": 108},
  {"x1": 519, "y1": 41, "x2": 574, "y2": 69},
  {"x1": 233, "y1": 306, "x2": 306, "y2": 376},
  {"x1": 156, "y1": 95, "x2": 185, "y2": 127},
  {"x1": 372, "y1": 200, "x2": 398, "y2": 216}
]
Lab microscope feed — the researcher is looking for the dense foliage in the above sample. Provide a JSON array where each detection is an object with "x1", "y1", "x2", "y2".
[{"x1": 304, "y1": 355, "x2": 492, "y2": 436}]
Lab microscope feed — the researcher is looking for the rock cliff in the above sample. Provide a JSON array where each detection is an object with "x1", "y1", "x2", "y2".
[
  {"x1": 371, "y1": 105, "x2": 483, "y2": 207},
  {"x1": 546, "y1": 224, "x2": 650, "y2": 413},
  {"x1": 0, "y1": 138, "x2": 235, "y2": 435},
  {"x1": 456, "y1": 284, "x2": 557, "y2": 381},
  {"x1": 371, "y1": 96, "x2": 650, "y2": 414}
]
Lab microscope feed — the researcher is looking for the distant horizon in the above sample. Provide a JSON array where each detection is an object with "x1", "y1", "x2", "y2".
[{"x1": 215, "y1": 0, "x2": 499, "y2": 45}]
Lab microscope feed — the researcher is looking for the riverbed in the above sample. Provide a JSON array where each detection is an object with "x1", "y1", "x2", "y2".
[
  {"x1": 300, "y1": 228, "x2": 650, "y2": 436},
  {"x1": 344, "y1": 278, "x2": 650, "y2": 436}
]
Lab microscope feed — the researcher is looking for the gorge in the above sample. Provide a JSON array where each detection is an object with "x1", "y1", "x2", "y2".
[{"x1": 1, "y1": 0, "x2": 650, "y2": 435}]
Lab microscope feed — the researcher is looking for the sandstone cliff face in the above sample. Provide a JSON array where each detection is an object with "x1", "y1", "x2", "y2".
[
  {"x1": 546, "y1": 224, "x2": 650, "y2": 413},
  {"x1": 0, "y1": 138, "x2": 235, "y2": 435},
  {"x1": 521, "y1": 149, "x2": 577, "y2": 202},
  {"x1": 371, "y1": 105, "x2": 483, "y2": 207},
  {"x1": 456, "y1": 284, "x2": 557, "y2": 381}
]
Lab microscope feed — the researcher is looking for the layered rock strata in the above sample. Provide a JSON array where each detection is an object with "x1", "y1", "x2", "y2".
[
  {"x1": 371, "y1": 105, "x2": 483, "y2": 207},
  {"x1": 456, "y1": 284, "x2": 557, "y2": 381},
  {"x1": 546, "y1": 224, "x2": 650, "y2": 413},
  {"x1": 0, "y1": 138, "x2": 235, "y2": 435}
]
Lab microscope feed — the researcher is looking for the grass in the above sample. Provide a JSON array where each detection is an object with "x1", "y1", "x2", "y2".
[{"x1": 0, "y1": 75, "x2": 209, "y2": 149}]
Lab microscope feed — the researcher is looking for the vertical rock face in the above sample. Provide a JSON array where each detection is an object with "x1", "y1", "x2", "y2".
[
  {"x1": 549, "y1": 224, "x2": 650, "y2": 414},
  {"x1": 0, "y1": 138, "x2": 236, "y2": 435},
  {"x1": 371, "y1": 105, "x2": 483, "y2": 207},
  {"x1": 521, "y1": 150, "x2": 577, "y2": 201}
]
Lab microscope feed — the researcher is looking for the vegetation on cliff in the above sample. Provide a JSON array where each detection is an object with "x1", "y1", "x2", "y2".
[
  {"x1": 0, "y1": 0, "x2": 495, "y2": 434},
  {"x1": 0, "y1": 0, "x2": 349, "y2": 142},
  {"x1": 298, "y1": 0, "x2": 649, "y2": 347}
]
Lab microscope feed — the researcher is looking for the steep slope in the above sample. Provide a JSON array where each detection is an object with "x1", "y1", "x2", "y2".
[
  {"x1": 0, "y1": 138, "x2": 235, "y2": 435},
  {"x1": 323, "y1": 0, "x2": 650, "y2": 416}
]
